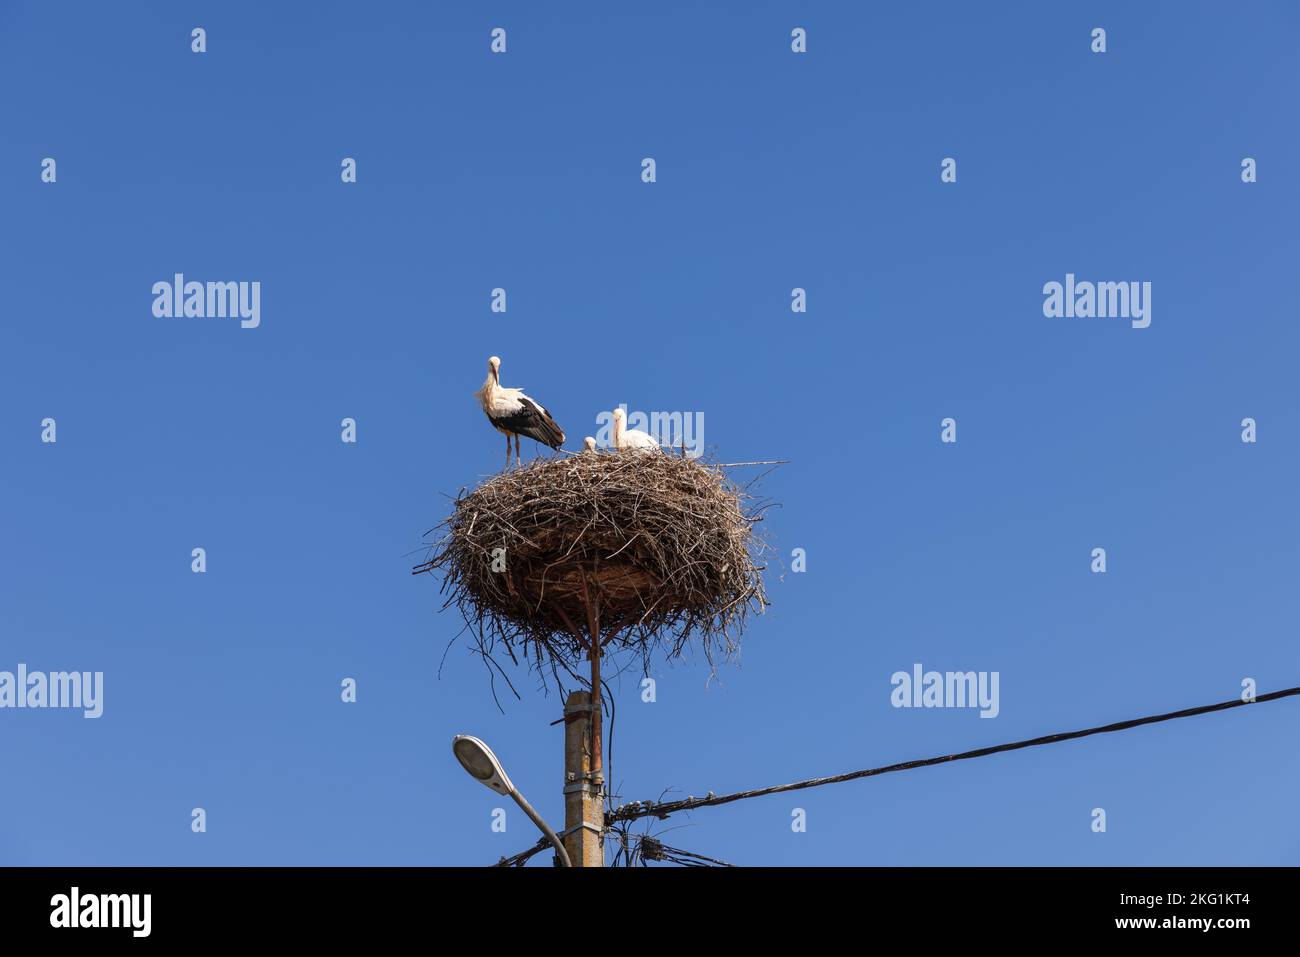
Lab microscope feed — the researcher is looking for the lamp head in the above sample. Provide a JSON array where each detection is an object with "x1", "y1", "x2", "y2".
[{"x1": 452, "y1": 734, "x2": 514, "y2": 796}]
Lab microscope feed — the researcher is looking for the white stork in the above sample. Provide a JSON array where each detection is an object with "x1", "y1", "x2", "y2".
[
  {"x1": 583, "y1": 436, "x2": 598, "y2": 453},
  {"x1": 611, "y1": 407, "x2": 661, "y2": 453},
  {"x1": 474, "y1": 356, "x2": 565, "y2": 468}
]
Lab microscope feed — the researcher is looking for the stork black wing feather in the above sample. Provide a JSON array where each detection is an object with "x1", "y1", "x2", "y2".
[{"x1": 490, "y1": 396, "x2": 565, "y2": 449}]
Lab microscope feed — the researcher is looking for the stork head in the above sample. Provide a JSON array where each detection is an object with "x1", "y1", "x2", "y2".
[
  {"x1": 487, "y1": 356, "x2": 501, "y2": 381},
  {"x1": 612, "y1": 407, "x2": 626, "y2": 424},
  {"x1": 583, "y1": 436, "x2": 597, "y2": 452}
]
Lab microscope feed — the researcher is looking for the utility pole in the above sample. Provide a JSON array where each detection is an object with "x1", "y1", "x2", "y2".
[{"x1": 563, "y1": 689, "x2": 604, "y2": 866}]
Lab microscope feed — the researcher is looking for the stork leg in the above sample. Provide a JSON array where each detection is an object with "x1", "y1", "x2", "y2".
[
  {"x1": 515, "y1": 434, "x2": 522, "y2": 466},
  {"x1": 504, "y1": 431, "x2": 512, "y2": 470}
]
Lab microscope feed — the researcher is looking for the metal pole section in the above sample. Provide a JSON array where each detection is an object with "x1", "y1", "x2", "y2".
[
  {"x1": 562, "y1": 690, "x2": 604, "y2": 866},
  {"x1": 589, "y1": 644, "x2": 602, "y2": 783},
  {"x1": 581, "y1": 580, "x2": 604, "y2": 783}
]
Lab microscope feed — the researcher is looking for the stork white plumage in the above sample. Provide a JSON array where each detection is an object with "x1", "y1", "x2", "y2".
[
  {"x1": 611, "y1": 408, "x2": 661, "y2": 453},
  {"x1": 583, "y1": 436, "x2": 597, "y2": 453},
  {"x1": 474, "y1": 356, "x2": 566, "y2": 469}
]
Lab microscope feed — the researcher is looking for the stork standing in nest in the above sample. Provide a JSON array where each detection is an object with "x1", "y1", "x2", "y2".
[{"x1": 474, "y1": 355, "x2": 566, "y2": 469}]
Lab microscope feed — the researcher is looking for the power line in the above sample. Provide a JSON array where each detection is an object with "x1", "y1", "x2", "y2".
[
  {"x1": 606, "y1": 684, "x2": 1300, "y2": 825},
  {"x1": 491, "y1": 685, "x2": 1299, "y2": 864}
]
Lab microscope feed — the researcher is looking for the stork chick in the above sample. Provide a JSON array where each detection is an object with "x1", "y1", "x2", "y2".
[{"x1": 611, "y1": 408, "x2": 660, "y2": 453}]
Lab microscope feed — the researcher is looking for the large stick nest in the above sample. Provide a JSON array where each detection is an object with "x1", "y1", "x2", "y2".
[{"x1": 414, "y1": 452, "x2": 770, "y2": 682}]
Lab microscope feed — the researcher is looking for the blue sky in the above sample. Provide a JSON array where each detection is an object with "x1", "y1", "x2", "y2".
[{"x1": 2, "y1": 1, "x2": 1297, "y2": 866}]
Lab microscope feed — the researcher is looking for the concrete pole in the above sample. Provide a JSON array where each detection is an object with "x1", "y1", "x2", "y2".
[{"x1": 563, "y1": 690, "x2": 604, "y2": 867}]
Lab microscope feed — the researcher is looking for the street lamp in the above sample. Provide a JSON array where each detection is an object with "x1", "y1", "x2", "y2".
[{"x1": 452, "y1": 734, "x2": 572, "y2": 867}]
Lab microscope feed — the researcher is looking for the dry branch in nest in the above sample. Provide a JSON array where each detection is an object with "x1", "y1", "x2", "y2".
[{"x1": 413, "y1": 452, "x2": 771, "y2": 685}]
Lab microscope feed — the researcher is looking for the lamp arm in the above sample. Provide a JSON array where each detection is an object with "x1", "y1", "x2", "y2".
[{"x1": 510, "y1": 790, "x2": 572, "y2": 868}]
